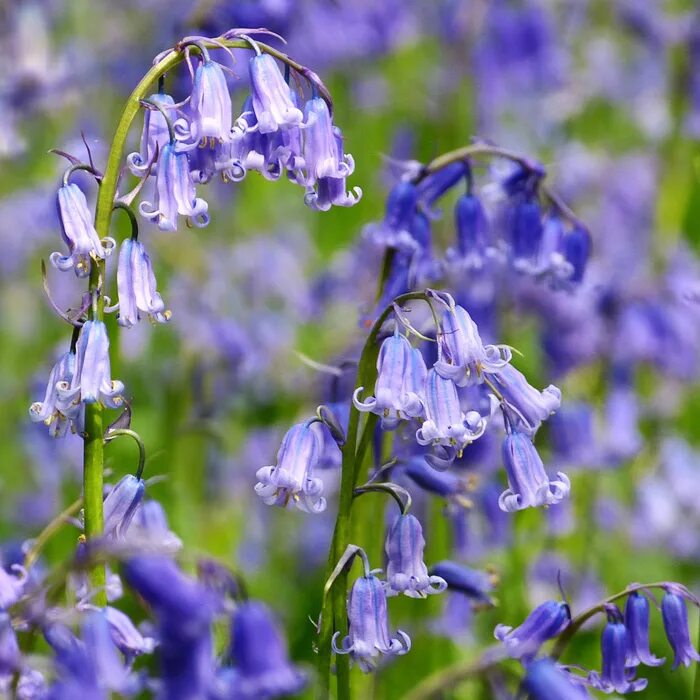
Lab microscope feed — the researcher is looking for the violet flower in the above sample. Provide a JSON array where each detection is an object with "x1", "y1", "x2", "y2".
[
  {"x1": 255, "y1": 421, "x2": 326, "y2": 513},
  {"x1": 29, "y1": 350, "x2": 76, "y2": 437},
  {"x1": 353, "y1": 329, "x2": 426, "y2": 429},
  {"x1": 429, "y1": 561, "x2": 495, "y2": 606},
  {"x1": 117, "y1": 238, "x2": 170, "y2": 327},
  {"x1": 624, "y1": 592, "x2": 665, "y2": 668},
  {"x1": 445, "y1": 193, "x2": 492, "y2": 270},
  {"x1": 189, "y1": 58, "x2": 232, "y2": 142},
  {"x1": 248, "y1": 54, "x2": 303, "y2": 134},
  {"x1": 332, "y1": 573, "x2": 410, "y2": 672},
  {"x1": 102, "y1": 475, "x2": 145, "y2": 540},
  {"x1": 127, "y1": 92, "x2": 176, "y2": 176},
  {"x1": 495, "y1": 600, "x2": 570, "y2": 660},
  {"x1": 384, "y1": 514, "x2": 446, "y2": 598},
  {"x1": 363, "y1": 182, "x2": 419, "y2": 253},
  {"x1": 302, "y1": 96, "x2": 353, "y2": 183},
  {"x1": 523, "y1": 658, "x2": 592, "y2": 699},
  {"x1": 104, "y1": 606, "x2": 156, "y2": 662},
  {"x1": 661, "y1": 588, "x2": 700, "y2": 669}
]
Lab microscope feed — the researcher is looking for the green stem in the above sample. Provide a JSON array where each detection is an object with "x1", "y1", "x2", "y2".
[{"x1": 24, "y1": 497, "x2": 83, "y2": 570}]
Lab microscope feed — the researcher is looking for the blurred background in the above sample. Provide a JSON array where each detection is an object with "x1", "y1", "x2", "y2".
[{"x1": 3, "y1": 0, "x2": 700, "y2": 697}]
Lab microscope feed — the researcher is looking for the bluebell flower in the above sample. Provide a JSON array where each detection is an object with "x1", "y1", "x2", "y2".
[
  {"x1": 189, "y1": 58, "x2": 232, "y2": 142},
  {"x1": 255, "y1": 421, "x2": 326, "y2": 512},
  {"x1": 485, "y1": 363, "x2": 561, "y2": 434},
  {"x1": 364, "y1": 182, "x2": 420, "y2": 253},
  {"x1": 429, "y1": 561, "x2": 495, "y2": 606},
  {"x1": 624, "y1": 592, "x2": 665, "y2": 668},
  {"x1": 523, "y1": 658, "x2": 592, "y2": 700},
  {"x1": 445, "y1": 193, "x2": 491, "y2": 270},
  {"x1": 564, "y1": 225, "x2": 591, "y2": 284},
  {"x1": 587, "y1": 607, "x2": 648, "y2": 693},
  {"x1": 494, "y1": 600, "x2": 570, "y2": 660},
  {"x1": 29, "y1": 350, "x2": 76, "y2": 437},
  {"x1": 661, "y1": 588, "x2": 700, "y2": 669},
  {"x1": 123, "y1": 499, "x2": 182, "y2": 553},
  {"x1": 332, "y1": 573, "x2": 410, "y2": 672},
  {"x1": 510, "y1": 198, "x2": 543, "y2": 271},
  {"x1": 403, "y1": 458, "x2": 472, "y2": 506},
  {"x1": 248, "y1": 54, "x2": 303, "y2": 134},
  {"x1": 434, "y1": 302, "x2": 511, "y2": 386},
  {"x1": 127, "y1": 92, "x2": 176, "y2": 176},
  {"x1": 499, "y1": 431, "x2": 570, "y2": 512},
  {"x1": 416, "y1": 368, "x2": 488, "y2": 455},
  {"x1": 139, "y1": 141, "x2": 209, "y2": 231},
  {"x1": 102, "y1": 475, "x2": 145, "y2": 540},
  {"x1": 56, "y1": 320, "x2": 124, "y2": 412},
  {"x1": 416, "y1": 162, "x2": 468, "y2": 216},
  {"x1": 117, "y1": 238, "x2": 170, "y2": 327},
  {"x1": 0, "y1": 613, "x2": 19, "y2": 677},
  {"x1": 227, "y1": 601, "x2": 306, "y2": 699},
  {"x1": 16, "y1": 669, "x2": 47, "y2": 699},
  {"x1": 384, "y1": 514, "x2": 447, "y2": 598},
  {"x1": 353, "y1": 329, "x2": 426, "y2": 429},
  {"x1": 104, "y1": 606, "x2": 156, "y2": 661},
  {"x1": 50, "y1": 184, "x2": 114, "y2": 277}
]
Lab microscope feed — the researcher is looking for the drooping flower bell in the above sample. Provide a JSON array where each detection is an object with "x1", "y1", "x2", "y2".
[
  {"x1": 56, "y1": 320, "x2": 124, "y2": 412},
  {"x1": 117, "y1": 238, "x2": 170, "y2": 327},
  {"x1": 127, "y1": 92, "x2": 176, "y2": 176},
  {"x1": 624, "y1": 592, "x2": 665, "y2": 668},
  {"x1": 353, "y1": 329, "x2": 426, "y2": 429},
  {"x1": 248, "y1": 54, "x2": 303, "y2": 134},
  {"x1": 661, "y1": 587, "x2": 700, "y2": 669},
  {"x1": 404, "y1": 458, "x2": 472, "y2": 506},
  {"x1": 563, "y1": 224, "x2": 591, "y2": 284},
  {"x1": 255, "y1": 421, "x2": 326, "y2": 513},
  {"x1": 384, "y1": 514, "x2": 447, "y2": 598},
  {"x1": 51, "y1": 183, "x2": 113, "y2": 277},
  {"x1": 332, "y1": 573, "x2": 411, "y2": 672},
  {"x1": 0, "y1": 613, "x2": 19, "y2": 678},
  {"x1": 434, "y1": 302, "x2": 511, "y2": 386},
  {"x1": 302, "y1": 96, "x2": 353, "y2": 184},
  {"x1": 29, "y1": 350, "x2": 76, "y2": 437},
  {"x1": 0, "y1": 565, "x2": 26, "y2": 611},
  {"x1": 102, "y1": 474, "x2": 145, "y2": 540},
  {"x1": 499, "y1": 431, "x2": 570, "y2": 512},
  {"x1": 510, "y1": 197, "x2": 543, "y2": 271},
  {"x1": 446, "y1": 192, "x2": 491, "y2": 270},
  {"x1": 495, "y1": 600, "x2": 570, "y2": 660},
  {"x1": 104, "y1": 606, "x2": 156, "y2": 662},
  {"x1": 227, "y1": 601, "x2": 306, "y2": 699},
  {"x1": 188, "y1": 57, "x2": 232, "y2": 143},
  {"x1": 523, "y1": 658, "x2": 592, "y2": 700},
  {"x1": 429, "y1": 561, "x2": 495, "y2": 606},
  {"x1": 139, "y1": 141, "x2": 209, "y2": 231},
  {"x1": 364, "y1": 181, "x2": 420, "y2": 253}
]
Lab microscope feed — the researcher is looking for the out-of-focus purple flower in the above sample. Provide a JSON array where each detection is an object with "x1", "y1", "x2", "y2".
[
  {"x1": 363, "y1": 182, "x2": 420, "y2": 253},
  {"x1": 661, "y1": 588, "x2": 700, "y2": 669},
  {"x1": 51, "y1": 184, "x2": 114, "y2": 278},
  {"x1": 123, "y1": 499, "x2": 182, "y2": 553},
  {"x1": 189, "y1": 58, "x2": 232, "y2": 142},
  {"x1": 434, "y1": 302, "x2": 511, "y2": 386},
  {"x1": 104, "y1": 606, "x2": 156, "y2": 661},
  {"x1": 510, "y1": 198, "x2": 543, "y2": 270},
  {"x1": 139, "y1": 142, "x2": 209, "y2": 231},
  {"x1": 495, "y1": 600, "x2": 570, "y2": 660},
  {"x1": 602, "y1": 376, "x2": 642, "y2": 463},
  {"x1": 227, "y1": 601, "x2": 306, "y2": 699},
  {"x1": 446, "y1": 193, "x2": 492, "y2": 270},
  {"x1": 102, "y1": 475, "x2": 145, "y2": 540},
  {"x1": 255, "y1": 421, "x2": 326, "y2": 513},
  {"x1": 523, "y1": 658, "x2": 592, "y2": 699},
  {"x1": 429, "y1": 561, "x2": 495, "y2": 606},
  {"x1": 549, "y1": 402, "x2": 597, "y2": 465},
  {"x1": 0, "y1": 613, "x2": 19, "y2": 676},
  {"x1": 56, "y1": 321, "x2": 124, "y2": 412},
  {"x1": 416, "y1": 162, "x2": 468, "y2": 216},
  {"x1": 353, "y1": 329, "x2": 426, "y2": 429},
  {"x1": 29, "y1": 350, "x2": 76, "y2": 437},
  {"x1": 248, "y1": 54, "x2": 303, "y2": 134},
  {"x1": 403, "y1": 458, "x2": 472, "y2": 506},
  {"x1": 332, "y1": 573, "x2": 410, "y2": 672},
  {"x1": 499, "y1": 431, "x2": 570, "y2": 512},
  {"x1": 117, "y1": 238, "x2": 170, "y2": 327},
  {"x1": 624, "y1": 592, "x2": 664, "y2": 668},
  {"x1": 384, "y1": 514, "x2": 446, "y2": 598},
  {"x1": 127, "y1": 92, "x2": 176, "y2": 175},
  {"x1": 564, "y1": 225, "x2": 592, "y2": 283}
]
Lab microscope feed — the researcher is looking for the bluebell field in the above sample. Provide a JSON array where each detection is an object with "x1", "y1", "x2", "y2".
[{"x1": 3, "y1": 1, "x2": 700, "y2": 698}]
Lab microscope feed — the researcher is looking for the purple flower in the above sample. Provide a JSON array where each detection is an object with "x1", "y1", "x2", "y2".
[
  {"x1": 29, "y1": 350, "x2": 76, "y2": 437},
  {"x1": 416, "y1": 162, "x2": 468, "y2": 215},
  {"x1": 499, "y1": 431, "x2": 570, "y2": 512},
  {"x1": 139, "y1": 141, "x2": 209, "y2": 231},
  {"x1": 332, "y1": 574, "x2": 410, "y2": 672},
  {"x1": 255, "y1": 421, "x2": 326, "y2": 513},
  {"x1": 624, "y1": 592, "x2": 665, "y2": 668},
  {"x1": 384, "y1": 514, "x2": 446, "y2": 598},
  {"x1": 353, "y1": 329, "x2": 426, "y2": 429},
  {"x1": 189, "y1": 59, "x2": 232, "y2": 142},
  {"x1": 227, "y1": 601, "x2": 306, "y2": 699},
  {"x1": 302, "y1": 97, "x2": 353, "y2": 183},
  {"x1": 102, "y1": 475, "x2": 145, "y2": 540},
  {"x1": 117, "y1": 238, "x2": 170, "y2": 327},
  {"x1": 523, "y1": 658, "x2": 592, "y2": 699},
  {"x1": 563, "y1": 225, "x2": 592, "y2": 284},
  {"x1": 0, "y1": 613, "x2": 19, "y2": 677},
  {"x1": 429, "y1": 561, "x2": 495, "y2": 606},
  {"x1": 486, "y1": 364, "x2": 561, "y2": 434},
  {"x1": 446, "y1": 193, "x2": 491, "y2": 270},
  {"x1": 248, "y1": 54, "x2": 303, "y2": 134},
  {"x1": 661, "y1": 588, "x2": 700, "y2": 669},
  {"x1": 363, "y1": 182, "x2": 419, "y2": 253},
  {"x1": 403, "y1": 458, "x2": 471, "y2": 506},
  {"x1": 434, "y1": 303, "x2": 511, "y2": 386},
  {"x1": 416, "y1": 368, "x2": 487, "y2": 454},
  {"x1": 127, "y1": 92, "x2": 176, "y2": 176},
  {"x1": 123, "y1": 499, "x2": 182, "y2": 553},
  {"x1": 510, "y1": 198, "x2": 543, "y2": 269},
  {"x1": 495, "y1": 600, "x2": 570, "y2": 660},
  {"x1": 104, "y1": 606, "x2": 156, "y2": 661},
  {"x1": 56, "y1": 321, "x2": 124, "y2": 412},
  {"x1": 50, "y1": 184, "x2": 114, "y2": 277}
]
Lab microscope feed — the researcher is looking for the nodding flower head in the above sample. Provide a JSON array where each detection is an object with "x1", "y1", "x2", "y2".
[
  {"x1": 495, "y1": 600, "x2": 570, "y2": 661},
  {"x1": 363, "y1": 181, "x2": 420, "y2": 253},
  {"x1": 255, "y1": 421, "x2": 326, "y2": 513},
  {"x1": 661, "y1": 587, "x2": 700, "y2": 669},
  {"x1": 353, "y1": 329, "x2": 426, "y2": 429},
  {"x1": 499, "y1": 431, "x2": 570, "y2": 512},
  {"x1": 117, "y1": 238, "x2": 170, "y2": 327},
  {"x1": 56, "y1": 320, "x2": 124, "y2": 412},
  {"x1": 523, "y1": 658, "x2": 592, "y2": 700},
  {"x1": 404, "y1": 458, "x2": 472, "y2": 506},
  {"x1": 228, "y1": 601, "x2": 307, "y2": 699},
  {"x1": 30, "y1": 350, "x2": 76, "y2": 437},
  {"x1": 434, "y1": 303, "x2": 511, "y2": 386},
  {"x1": 563, "y1": 225, "x2": 591, "y2": 284},
  {"x1": 332, "y1": 573, "x2": 411, "y2": 672},
  {"x1": 189, "y1": 58, "x2": 232, "y2": 142},
  {"x1": 384, "y1": 514, "x2": 446, "y2": 598},
  {"x1": 446, "y1": 193, "x2": 491, "y2": 270},
  {"x1": 139, "y1": 141, "x2": 209, "y2": 231},
  {"x1": 248, "y1": 54, "x2": 303, "y2": 134},
  {"x1": 416, "y1": 368, "x2": 488, "y2": 456},
  {"x1": 127, "y1": 92, "x2": 176, "y2": 176},
  {"x1": 0, "y1": 612, "x2": 19, "y2": 676},
  {"x1": 104, "y1": 606, "x2": 156, "y2": 661},
  {"x1": 0, "y1": 564, "x2": 28, "y2": 610},
  {"x1": 624, "y1": 592, "x2": 665, "y2": 668},
  {"x1": 51, "y1": 184, "x2": 113, "y2": 277},
  {"x1": 429, "y1": 561, "x2": 495, "y2": 606},
  {"x1": 486, "y1": 363, "x2": 561, "y2": 435},
  {"x1": 102, "y1": 474, "x2": 145, "y2": 540},
  {"x1": 510, "y1": 197, "x2": 543, "y2": 269}
]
